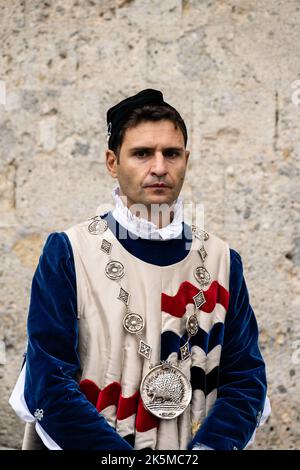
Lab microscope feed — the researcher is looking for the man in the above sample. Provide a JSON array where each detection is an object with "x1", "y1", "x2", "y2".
[{"x1": 9, "y1": 89, "x2": 270, "y2": 450}]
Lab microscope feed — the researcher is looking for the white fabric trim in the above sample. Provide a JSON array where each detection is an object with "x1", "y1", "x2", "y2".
[
  {"x1": 259, "y1": 395, "x2": 272, "y2": 426},
  {"x1": 245, "y1": 395, "x2": 271, "y2": 448},
  {"x1": 35, "y1": 423, "x2": 62, "y2": 451},
  {"x1": 111, "y1": 185, "x2": 184, "y2": 240},
  {"x1": 192, "y1": 443, "x2": 213, "y2": 450},
  {"x1": 9, "y1": 364, "x2": 34, "y2": 423},
  {"x1": 9, "y1": 364, "x2": 62, "y2": 450}
]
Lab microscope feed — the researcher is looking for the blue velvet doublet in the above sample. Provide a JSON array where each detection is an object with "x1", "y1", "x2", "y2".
[{"x1": 21, "y1": 212, "x2": 267, "y2": 450}]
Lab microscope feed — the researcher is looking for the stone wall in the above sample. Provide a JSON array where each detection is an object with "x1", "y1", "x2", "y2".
[{"x1": 0, "y1": 0, "x2": 299, "y2": 449}]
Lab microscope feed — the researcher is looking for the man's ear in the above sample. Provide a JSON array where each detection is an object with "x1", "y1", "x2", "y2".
[
  {"x1": 106, "y1": 149, "x2": 118, "y2": 178},
  {"x1": 185, "y1": 150, "x2": 190, "y2": 163}
]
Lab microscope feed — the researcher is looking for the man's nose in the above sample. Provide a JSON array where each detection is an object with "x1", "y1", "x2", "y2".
[{"x1": 150, "y1": 152, "x2": 168, "y2": 176}]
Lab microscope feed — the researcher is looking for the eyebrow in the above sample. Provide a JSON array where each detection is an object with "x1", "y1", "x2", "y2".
[{"x1": 129, "y1": 146, "x2": 185, "y2": 153}]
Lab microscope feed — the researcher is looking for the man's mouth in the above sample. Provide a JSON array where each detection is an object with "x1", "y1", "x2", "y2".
[{"x1": 147, "y1": 183, "x2": 169, "y2": 188}]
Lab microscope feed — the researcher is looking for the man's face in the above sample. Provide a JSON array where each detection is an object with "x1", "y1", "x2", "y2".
[{"x1": 106, "y1": 119, "x2": 190, "y2": 215}]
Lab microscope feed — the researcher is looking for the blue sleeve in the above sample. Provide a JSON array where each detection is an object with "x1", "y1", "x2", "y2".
[
  {"x1": 24, "y1": 232, "x2": 133, "y2": 450},
  {"x1": 189, "y1": 249, "x2": 267, "y2": 450}
]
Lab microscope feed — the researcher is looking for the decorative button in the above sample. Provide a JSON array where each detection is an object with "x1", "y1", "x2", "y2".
[
  {"x1": 191, "y1": 226, "x2": 209, "y2": 241},
  {"x1": 186, "y1": 314, "x2": 199, "y2": 336},
  {"x1": 34, "y1": 409, "x2": 44, "y2": 421},
  {"x1": 88, "y1": 218, "x2": 108, "y2": 235},
  {"x1": 194, "y1": 266, "x2": 211, "y2": 286},
  {"x1": 123, "y1": 313, "x2": 144, "y2": 334},
  {"x1": 105, "y1": 260, "x2": 125, "y2": 280}
]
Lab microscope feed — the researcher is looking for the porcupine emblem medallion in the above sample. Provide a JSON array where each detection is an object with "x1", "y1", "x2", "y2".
[{"x1": 140, "y1": 363, "x2": 192, "y2": 419}]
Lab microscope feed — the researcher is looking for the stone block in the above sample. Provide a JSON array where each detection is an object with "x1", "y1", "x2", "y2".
[
  {"x1": 0, "y1": 0, "x2": 300, "y2": 450},
  {"x1": 16, "y1": 157, "x2": 116, "y2": 231}
]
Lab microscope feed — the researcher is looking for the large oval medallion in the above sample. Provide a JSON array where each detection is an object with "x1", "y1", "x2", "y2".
[{"x1": 140, "y1": 363, "x2": 192, "y2": 419}]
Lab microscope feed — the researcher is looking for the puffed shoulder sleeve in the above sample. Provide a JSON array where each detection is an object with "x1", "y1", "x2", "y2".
[
  {"x1": 189, "y1": 249, "x2": 268, "y2": 450},
  {"x1": 9, "y1": 232, "x2": 132, "y2": 450}
]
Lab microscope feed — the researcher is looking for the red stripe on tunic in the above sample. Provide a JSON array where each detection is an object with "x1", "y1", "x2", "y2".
[
  {"x1": 117, "y1": 390, "x2": 140, "y2": 420},
  {"x1": 161, "y1": 280, "x2": 229, "y2": 317},
  {"x1": 135, "y1": 396, "x2": 159, "y2": 432},
  {"x1": 79, "y1": 379, "x2": 100, "y2": 407},
  {"x1": 79, "y1": 380, "x2": 158, "y2": 432},
  {"x1": 96, "y1": 382, "x2": 121, "y2": 412}
]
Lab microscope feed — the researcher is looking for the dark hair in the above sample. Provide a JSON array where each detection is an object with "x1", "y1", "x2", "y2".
[{"x1": 111, "y1": 104, "x2": 188, "y2": 162}]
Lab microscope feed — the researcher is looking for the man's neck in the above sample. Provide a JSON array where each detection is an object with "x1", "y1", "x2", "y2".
[
  {"x1": 111, "y1": 185, "x2": 184, "y2": 240},
  {"x1": 119, "y1": 195, "x2": 175, "y2": 229},
  {"x1": 128, "y1": 205, "x2": 175, "y2": 229}
]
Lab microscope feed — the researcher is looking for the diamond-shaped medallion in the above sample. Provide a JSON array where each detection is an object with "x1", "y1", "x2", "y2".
[
  {"x1": 198, "y1": 245, "x2": 207, "y2": 262},
  {"x1": 180, "y1": 342, "x2": 191, "y2": 361},
  {"x1": 139, "y1": 340, "x2": 152, "y2": 360},
  {"x1": 193, "y1": 289, "x2": 206, "y2": 309},
  {"x1": 100, "y1": 239, "x2": 112, "y2": 254},
  {"x1": 117, "y1": 287, "x2": 130, "y2": 306}
]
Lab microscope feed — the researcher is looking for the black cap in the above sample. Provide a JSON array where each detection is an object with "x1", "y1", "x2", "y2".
[{"x1": 106, "y1": 88, "x2": 187, "y2": 150}]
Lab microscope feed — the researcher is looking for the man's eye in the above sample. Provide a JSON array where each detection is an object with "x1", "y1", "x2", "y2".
[
  {"x1": 165, "y1": 151, "x2": 178, "y2": 158},
  {"x1": 135, "y1": 151, "x2": 148, "y2": 158}
]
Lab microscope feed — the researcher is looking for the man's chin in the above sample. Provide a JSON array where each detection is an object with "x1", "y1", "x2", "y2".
[{"x1": 146, "y1": 195, "x2": 175, "y2": 208}]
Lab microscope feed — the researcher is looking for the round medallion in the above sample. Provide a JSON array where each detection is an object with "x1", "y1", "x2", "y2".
[
  {"x1": 194, "y1": 266, "x2": 211, "y2": 286},
  {"x1": 88, "y1": 218, "x2": 108, "y2": 235},
  {"x1": 186, "y1": 314, "x2": 199, "y2": 336},
  {"x1": 105, "y1": 260, "x2": 125, "y2": 280},
  {"x1": 140, "y1": 363, "x2": 192, "y2": 420},
  {"x1": 123, "y1": 313, "x2": 144, "y2": 334}
]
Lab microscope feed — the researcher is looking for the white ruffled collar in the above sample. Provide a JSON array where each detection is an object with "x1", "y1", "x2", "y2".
[{"x1": 111, "y1": 185, "x2": 184, "y2": 240}]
